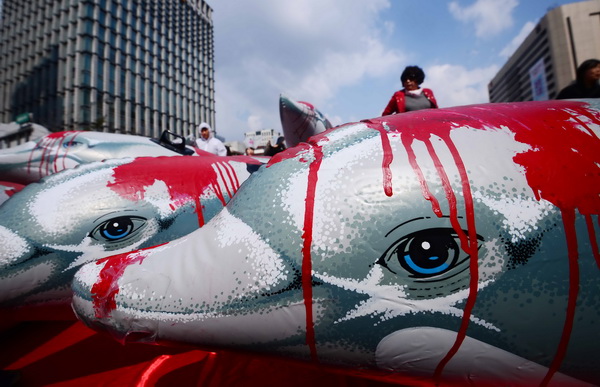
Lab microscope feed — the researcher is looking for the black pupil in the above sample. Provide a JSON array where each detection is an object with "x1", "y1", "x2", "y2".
[{"x1": 101, "y1": 217, "x2": 134, "y2": 239}]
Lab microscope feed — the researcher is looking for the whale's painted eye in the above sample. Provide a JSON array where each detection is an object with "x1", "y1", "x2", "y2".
[
  {"x1": 62, "y1": 140, "x2": 82, "y2": 148},
  {"x1": 378, "y1": 228, "x2": 480, "y2": 279},
  {"x1": 90, "y1": 216, "x2": 146, "y2": 242}
]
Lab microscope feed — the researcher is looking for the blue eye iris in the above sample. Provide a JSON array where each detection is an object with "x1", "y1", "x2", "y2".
[
  {"x1": 90, "y1": 216, "x2": 146, "y2": 243},
  {"x1": 379, "y1": 228, "x2": 465, "y2": 278},
  {"x1": 62, "y1": 140, "x2": 82, "y2": 148},
  {"x1": 102, "y1": 219, "x2": 132, "y2": 239},
  {"x1": 397, "y1": 230, "x2": 459, "y2": 277}
]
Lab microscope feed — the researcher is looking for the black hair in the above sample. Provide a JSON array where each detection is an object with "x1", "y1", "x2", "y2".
[
  {"x1": 576, "y1": 59, "x2": 600, "y2": 85},
  {"x1": 400, "y1": 66, "x2": 425, "y2": 85}
]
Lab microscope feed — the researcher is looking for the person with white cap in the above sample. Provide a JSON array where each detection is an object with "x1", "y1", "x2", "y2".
[{"x1": 195, "y1": 122, "x2": 227, "y2": 156}]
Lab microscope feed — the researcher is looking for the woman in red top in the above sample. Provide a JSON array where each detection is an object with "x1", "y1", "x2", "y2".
[{"x1": 382, "y1": 66, "x2": 438, "y2": 115}]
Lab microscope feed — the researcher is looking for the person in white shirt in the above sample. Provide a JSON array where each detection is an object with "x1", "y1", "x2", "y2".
[{"x1": 195, "y1": 123, "x2": 227, "y2": 156}]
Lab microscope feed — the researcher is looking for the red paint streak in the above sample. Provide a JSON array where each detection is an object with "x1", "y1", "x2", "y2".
[
  {"x1": 540, "y1": 209, "x2": 580, "y2": 386},
  {"x1": 107, "y1": 156, "x2": 262, "y2": 227},
  {"x1": 400, "y1": 135, "x2": 442, "y2": 216},
  {"x1": 92, "y1": 243, "x2": 167, "y2": 319},
  {"x1": 585, "y1": 215, "x2": 600, "y2": 269},
  {"x1": 26, "y1": 131, "x2": 82, "y2": 179},
  {"x1": 386, "y1": 117, "x2": 479, "y2": 382},
  {"x1": 58, "y1": 132, "x2": 80, "y2": 171},
  {"x1": 372, "y1": 100, "x2": 599, "y2": 383},
  {"x1": 298, "y1": 101, "x2": 315, "y2": 110},
  {"x1": 267, "y1": 143, "x2": 314, "y2": 167},
  {"x1": 498, "y1": 103, "x2": 599, "y2": 386},
  {"x1": 432, "y1": 134, "x2": 479, "y2": 382},
  {"x1": 215, "y1": 162, "x2": 236, "y2": 202},
  {"x1": 422, "y1": 137, "x2": 468, "y2": 247},
  {"x1": 368, "y1": 123, "x2": 394, "y2": 197},
  {"x1": 301, "y1": 144, "x2": 323, "y2": 362}
]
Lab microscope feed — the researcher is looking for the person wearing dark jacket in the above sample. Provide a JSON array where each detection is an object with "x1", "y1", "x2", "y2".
[
  {"x1": 382, "y1": 66, "x2": 438, "y2": 115},
  {"x1": 264, "y1": 136, "x2": 286, "y2": 156},
  {"x1": 556, "y1": 59, "x2": 600, "y2": 99}
]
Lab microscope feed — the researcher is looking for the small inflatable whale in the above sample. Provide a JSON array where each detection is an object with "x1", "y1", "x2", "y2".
[
  {"x1": 279, "y1": 93, "x2": 332, "y2": 148},
  {"x1": 0, "y1": 130, "x2": 199, "y2": 184},
  {"x1": 72, "y1": 100, "x2": 599, "y2": 385},
  {"x1": 0, "y1": 155, "x2": 263, "y2": 308}
]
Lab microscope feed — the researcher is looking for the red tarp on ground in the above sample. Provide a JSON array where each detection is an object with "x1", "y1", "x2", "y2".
[{"x1": 0, "y1": 316, "x2": 428, "y2": 387}]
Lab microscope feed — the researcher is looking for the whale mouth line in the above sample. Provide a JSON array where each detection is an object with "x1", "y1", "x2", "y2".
[{"x1": 122, "y1": 330, "x2": 156, "y2": 344}]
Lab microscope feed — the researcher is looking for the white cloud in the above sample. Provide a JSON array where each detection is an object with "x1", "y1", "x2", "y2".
[
  {"x1": 247, "y1": 115, "x2": 263, "y2": 132},
  {"x1": 448, "y1": 0, "x2": 518, "y2": 38},
  {"x1": 426, "y1": 64, "x2": 500, "y2": 108},
  {"x1": 210, "y1": 0, "x2": 403, "y2": 141},
  {"x1": 499, "y1": 21, "x2": 536, "y2": 58}
]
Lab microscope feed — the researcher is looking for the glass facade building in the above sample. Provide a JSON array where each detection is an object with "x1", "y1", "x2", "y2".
[
  {"x1": 0, "y1": 0, "x2": 214, "y2": 139},
  {"x1": 488, "y1": 0, "x2": 600, "y2": 102}
]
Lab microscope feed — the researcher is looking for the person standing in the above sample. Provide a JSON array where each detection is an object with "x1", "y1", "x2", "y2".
[
  {"x1": 263, "y1": 136, "x2": 286, "y2": 156},
  {"x1": 382, "y1": 66, "x2": 438, "y2": 115},
  {"x1": 195, "y1": 122, "x2": 227, "y2": 156},
  {"x1": 556, "y1": 59, "x2": 600, "y2": 99}
]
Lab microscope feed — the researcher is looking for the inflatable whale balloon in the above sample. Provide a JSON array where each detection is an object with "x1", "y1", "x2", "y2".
[
  {"x1": 72, "y1": 100, "x2": 599, "y2": 386},
  {"x1": 0, "y1": 155, "x2": 263, "y2": 309},
  {"x1": 279, "y1": 93, "x2": 332, "y2": 148},
  {"x1": 0, "y1": 130, "x2": 199, "y2": 184}
]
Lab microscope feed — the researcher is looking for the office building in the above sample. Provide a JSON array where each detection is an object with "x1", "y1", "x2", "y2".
[
  {"x1": 0, "y1": 0, "x2": 215, "y2": 139},
  {"x1": 488, "y1": 0, "x2": 600, "y2": 102},
  {"x1": 244, "y1": 129, "x2": 283, "y2": 150}
]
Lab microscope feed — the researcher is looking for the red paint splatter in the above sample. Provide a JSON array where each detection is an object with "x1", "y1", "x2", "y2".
[
  {"x1": 365, "y1": 121, "x2": 394, "y2": 197},
  {"x1": 27, "y1": 131, "x2": 81, "y2": 179},
  {"x1": 90, "y1": 156, "x2": 264, "y2": 319},
  {"x1": 491, "y1": 102, "x2": 599, "y2": 386},
  {"x1": 301, "y1": 144, "x2": 323, "y2": 362},
  {"x1": 92, "y1": 243, "x2": 167, "y2": 319},
  {"x1": 368, "y1": 100, "x2": 600, "y2": 384},
  {"x1": 298, "y1": 101, "x2": 314, "y2": 110},
  {"x1": 107, "y1": 156, "x2": 261, "y2": 227},
  {"x1": 366, "y1": 111, "x2": 480, "y2": 383}
]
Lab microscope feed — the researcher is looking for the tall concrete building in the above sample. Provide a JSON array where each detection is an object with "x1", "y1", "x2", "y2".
[
  {"x1": 0, "y1": 0, "x2": 215, "y2": 139},
  {"x1": 488, "y1": 0, "x2": 600, "y2": 102}
]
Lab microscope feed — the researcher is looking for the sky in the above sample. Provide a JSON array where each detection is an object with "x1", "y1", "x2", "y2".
[{"x1": 208, "y1": 0, "x2": 581, "y2": 142}]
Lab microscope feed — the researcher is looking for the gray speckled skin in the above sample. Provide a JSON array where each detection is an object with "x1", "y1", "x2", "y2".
[
  {"x1": 72, "y1": 101, "x2": 599, "y2": 385},
  {"x1": 0, "y1": 155, "x2": 261, "y2": 308}
]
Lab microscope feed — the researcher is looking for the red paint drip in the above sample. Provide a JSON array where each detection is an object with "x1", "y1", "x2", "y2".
[
  {"x1": 59, "y1": 132, "x2": 81, "y2": 171},
  {"x1": 192, "y1": 197, "x2": 204, "y2": 227},
  {"x1": 400, "y1": 135, "x2": 442, "y2": 216},
  {"x1": 107, "y1": 156, "x2": 261, "y2": 227},
  {"x1": 91, "y1": 243, "x2": 167, "y2": 319},
  {"x1": 301, "y1": 145, "x2": 323, "y2": 362},
  {"x1": 395, "y1": 127, "x2": 479, "y2": 382},
  {"x1": 27, "y1": 131, "x2": 80, "y2": 179},
  {"x1": 373, "y1": 101, "x2": 599, "y2": 383},
  {"x1": 585, "y1": 215, "x2": 600, "y2": 269},
  {"x1": 540, "y1": 210, "x2": 579, "y2": 386},
  {"x1": 501, "y1": 105, "x2": 599, "y2": 386},
  {"x1": 367, "y1": 123, "x2": 394, "y2": 197},
  {"x1": 215, "y1": 162, "x2": 236, "y2": 203},
  {"x1": 432, "y1": 134, "x2": 479, "y2": 383}
]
